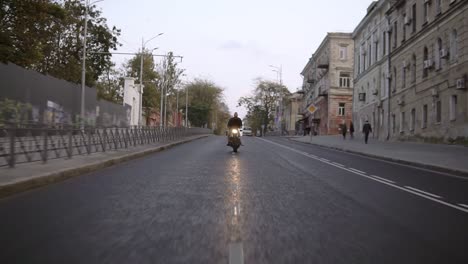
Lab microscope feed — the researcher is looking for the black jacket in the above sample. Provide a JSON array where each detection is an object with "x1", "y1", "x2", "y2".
[
  {"x1": 227, "y1": 117, "x2": 243, "y2": 128},
  {"x1": 363, "y1": 123, "x2": 372, "y2": 134}
]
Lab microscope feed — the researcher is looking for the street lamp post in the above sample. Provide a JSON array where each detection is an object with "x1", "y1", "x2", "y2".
[
  {"x1": 139, "y1": 33, "x2": 164, "y2": 126},
  {"x1": 81, "y1": 0, "x2": 103, "y2": 128},
  {"x1": 269, "y1": 64, "x2": 283, "y2": 133}
]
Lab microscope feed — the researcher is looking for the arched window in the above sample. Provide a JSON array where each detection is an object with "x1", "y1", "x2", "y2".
[
  {"x1": 450, "y1": 29, "x2": 458, "y2": 62},
  {"x1": 412, "y1": 54, "x2": 416, "y2": 83},
  {"x1": 423, "y1": 47, "x2": 429, "y2": 78}
]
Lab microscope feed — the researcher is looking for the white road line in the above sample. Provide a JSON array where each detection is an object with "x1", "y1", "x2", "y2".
[
  {"x1": 404, "y1": 186, "x2": 442, "y2": 199},
  {"x1": 308, "y1": 154, "x2": 318, "y2": 158},
  {"x1": 348, "y1": 168, "x2": 366, "y2": 174},
  {"x1": 331, "y1": 162, "x2": 345, "y2": 167},
  {"x1": 229, "y1": 242, "x2": 244, "y2": 264},
  {"x1": 257, "y1": 138, "x2": 468, "y2": 214},
  {"x1": 319, "y1": 158, "x2": 330, "y2": 162},
  {"x1": 458, "y1": 204, "x2": 468, "y2": 209},
  {"x1": 371, "y1": 175, "x2": 395, "y2": 184}
]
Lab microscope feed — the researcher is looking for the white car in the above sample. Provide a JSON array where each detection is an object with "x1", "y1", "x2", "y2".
[{"x1": 242, "y1": 127, "x2": 253, "y2": 136}]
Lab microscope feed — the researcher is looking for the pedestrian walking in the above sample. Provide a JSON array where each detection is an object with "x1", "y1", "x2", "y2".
[
  {"x1": 349, "y1": 121, "x2": 355, "y2": 139},
  {"x1": 341, "y1": 121, "x2": 347, "y2": 139},
  {"x1": 362, "y1": 120, "x2": 372, "y2": 144}
]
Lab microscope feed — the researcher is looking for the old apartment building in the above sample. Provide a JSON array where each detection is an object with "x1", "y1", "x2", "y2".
[
  {"x1": 354, "y1": 0, "x2": 468, "y2": 143},
  {"x1": 301, "y1": 33, "x2": 354, "y2": 135},
  {"x1": 353, "y1": 0, "x2": 392, "y2": 139}
]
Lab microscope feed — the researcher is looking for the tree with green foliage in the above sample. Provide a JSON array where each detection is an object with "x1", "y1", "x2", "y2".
[
  {"x1": 96, "y1": 62, "x2": 123, "y2": 104},
  {"x1": 238, "y1": 79, "x2": 290, "y2": 135},
  {"x1": 182, "y1": 79, "x2": 229, "y2": 133},
  {"x1": 124, "y1": 50, "x2": 161, "y2": 125},
  {"x1": 0, "y1": 0, "x2": 121, "y2": 86},
  {"x1": 156, "y1": 52, "x2": 184, "y2": 125}
]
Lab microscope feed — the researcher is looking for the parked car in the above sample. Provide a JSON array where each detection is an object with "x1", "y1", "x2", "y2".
[{"x1": 242, "y1": 127, "x2": 253, "y2": 136}]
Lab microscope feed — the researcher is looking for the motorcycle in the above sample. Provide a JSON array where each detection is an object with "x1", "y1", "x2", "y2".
[{"x1": 227, "y1": 128, "x2": 241, "y2": 152}]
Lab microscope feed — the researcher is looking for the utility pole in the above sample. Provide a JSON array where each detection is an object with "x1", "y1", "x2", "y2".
[
  {"x1": 185, "y1": 85, "x2": 188, "y2": 127},
  {"x1": 176, "y1": 86, "x2": 179, "y2": 127}
]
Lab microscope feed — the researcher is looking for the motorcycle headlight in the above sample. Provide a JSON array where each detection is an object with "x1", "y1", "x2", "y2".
[{"x1": 232, "y1": 129, "x2": 238, "y2": 134}]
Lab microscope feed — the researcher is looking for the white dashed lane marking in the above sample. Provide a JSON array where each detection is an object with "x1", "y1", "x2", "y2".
[
  {"x1": 404, "y1": 186, "x2": 442, "y2": 199},
  {"x1": 258, "y1": 138, "x2": 468, "y2": 214}
]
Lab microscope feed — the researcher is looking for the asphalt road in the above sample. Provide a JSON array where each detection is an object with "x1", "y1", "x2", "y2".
[{"x1": 0, "y1": 135, "x2": 467, "y2": 264}]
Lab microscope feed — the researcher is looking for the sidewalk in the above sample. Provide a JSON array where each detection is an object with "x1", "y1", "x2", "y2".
[
  {"x1": 0, "y1": 134, "x2": 209, "y2": 198},
  {"x1": 288, "y1": 135, "x2": 468, "y2": 176}
]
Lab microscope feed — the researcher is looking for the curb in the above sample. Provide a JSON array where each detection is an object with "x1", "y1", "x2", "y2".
[
  {"x1": 0, "y1": 135, "x2": 210, "y2": 199},
  {"x1": 288, "y1": 138, "x2": 468, "y2": 178}
]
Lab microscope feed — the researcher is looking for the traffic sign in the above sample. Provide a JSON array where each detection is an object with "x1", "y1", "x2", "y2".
[{"x1": 307, "y1": 104, "x2": 318, "y2": 114}]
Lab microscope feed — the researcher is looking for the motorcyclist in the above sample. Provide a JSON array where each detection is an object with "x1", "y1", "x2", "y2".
[{"x1": 227, "y1": 112, "x2": 242, "y2": 146}]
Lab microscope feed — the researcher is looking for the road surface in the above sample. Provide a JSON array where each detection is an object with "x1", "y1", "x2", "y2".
[{"x1": 0, "y1": 136, "x2": 467, "y2": 263}]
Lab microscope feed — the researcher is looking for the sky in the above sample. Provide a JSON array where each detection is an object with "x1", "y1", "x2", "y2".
[{"x1": 99, "y1": 0, "x2": 374, "y2": 118}]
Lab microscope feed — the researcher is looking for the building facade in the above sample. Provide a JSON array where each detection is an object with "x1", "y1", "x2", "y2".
[
  {"x1": 123, "y1": 77, "x2": 143, "y2": 126},
  {"x1": 301, "y1": 33, "x2": 355, "y2": 135},
  {"x1": 283, "y1": 91, "x2": 304, "y2": 135},
  {"x1": 354, "y1": 0, "x2": 468, "y2": 143},
  {"x1": 388, "y1": 0, "x2": 468, "y2": 143},
  {"x1": 353, "y1": 0, "x2": 393, "y2": 140}
]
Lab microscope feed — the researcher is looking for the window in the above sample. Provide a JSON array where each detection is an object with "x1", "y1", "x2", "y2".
[
  {"x1": 424, "y1": 1, "x2": 429, "y2": 24},
  {"x1": 402, "y1": 14, "x2": 407, "y2": 42},
  {"x1": 383, "y1": 31, "x2": 387, "y2": 56},
  {"x1": 423, "y1": 47, "x2": 429, "y2": 78},
  {"x1": 380, "y1": 109, "x2": 384, "y2": 127},
  {"x1": 436, "y1": 100, "x2": 442, "y2": 123},
  {"x1": 392, "y1": 114, "x2": 396, "y2": 134},
  {"x1": 450, "y1": 95, "x2": 457, "y2": 121},
  {"x1": 422, "y1": 104, "x2": 428, "y2": 128},
  {"x1": 393, "y1": 67, "x2": 397, "y2": 92},
  {"x1": 381, "y1": 73, "x2": 386, "y2": 98},
  {"x1": 400, "y1": 111, "x2": 405, "y2": 133},
  {"x1": 436, "y1": 0, "x2": 442, "y2": 15},
  {"x1": 410, "y1": 108, "x2": 416, "y2": 131},
  {"x1": 450, "y1": 29, "x2": 458, "y2": 62},
  {"x1": 338, "y1": 103, "x2": 345, "y2": 116},
  {"x1": 339, "y1": 46, "x2": 347, "y2": 60},
  {"x1": 393, "y1": 21, "x2": 398, "y2": 48},
  {"x1": 412, "y1": 4, "x2": 417, "y2": 33},
  {"x1": 402, "y1": 64, "x2": 406, "y2": 89},
  {"x1": 412, "y1": 54, "x2": 417, "y2": 83},
  {"x1": 361, "y1": 44, "x2": 366, "y2": 72},
  {"x1": 368, "y1": 43, "x2": 372, "y2": 66},
  {"x1": 356, "y1": 49, "x2": 361, "y2": 74},
  {"x1": 435, "y1": 38, "x2": 442, "y2": 70},
  {"x1": 375, "y1": 36, "x2": 379, "y2": 61},
  {"x1": 339, "y1": 73, "x2": 351, "y2": 88}
]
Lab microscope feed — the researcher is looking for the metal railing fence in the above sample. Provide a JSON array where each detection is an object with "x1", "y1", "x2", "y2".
[{"x1": 0, "y1": 126, "x2": 211, "y2": 168}]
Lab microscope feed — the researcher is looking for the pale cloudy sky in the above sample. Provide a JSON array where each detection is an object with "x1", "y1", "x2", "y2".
[{"x1": 99, "y1": 0, "x2": 374, "y2": 117}]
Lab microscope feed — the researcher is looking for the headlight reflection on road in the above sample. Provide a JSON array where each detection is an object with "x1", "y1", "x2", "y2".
[{"x1": 227, "y1": 155, "x2": 244, "y2": 264}]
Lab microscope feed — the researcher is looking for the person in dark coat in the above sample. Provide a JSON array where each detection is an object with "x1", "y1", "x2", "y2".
[
  {"x1": 227, "y1": 112, "x2": 243, "y2": 145},
  {"x1": 341, "y1": 121, "x2": 347, "y2": 139},
  {"x1": 362, "y1": 120, "x2": 372, "y2": 144},
  {"x1": 349, "y1": 121, "x2": 355, "y2": 139}
]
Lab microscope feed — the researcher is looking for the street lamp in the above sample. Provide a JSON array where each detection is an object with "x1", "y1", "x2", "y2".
[
  {"x1": 139, "y1": 33, "x2": 164, "y2": 126},
  {"x1": 269, "y1": 65, "x2": 282, "y2": 85},
  {"x1": 81, "y1": 0, "x2": 103, "y2": 128},
  {"x1": 269, "y1": 64, "x2": 284, "y2": 134}
]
